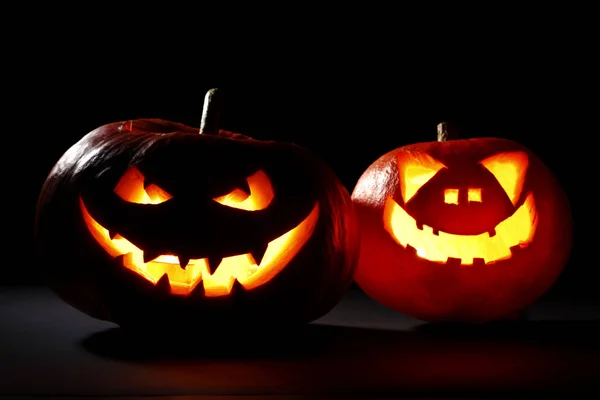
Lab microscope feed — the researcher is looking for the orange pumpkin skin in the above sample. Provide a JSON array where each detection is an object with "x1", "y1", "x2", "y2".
[
  {"x1": 35, "y1": 119, "x2": 359, "y2": 330},
  {"x1": 352, "y1": 137, "x2": 572, "y2": 323}
]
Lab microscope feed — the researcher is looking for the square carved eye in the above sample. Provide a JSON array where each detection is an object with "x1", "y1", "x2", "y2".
[
  {"x1": 444, "y1": 189, "x2": 459, "y2": 204},
  {"x1": 444, "y1": 188, "x2": 482, "y2": 204},
  {"x1": 468, "y1": 188, "x2": 482, "y2": 203}
]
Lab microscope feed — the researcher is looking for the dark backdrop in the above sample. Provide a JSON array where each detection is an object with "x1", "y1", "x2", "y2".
[{"x1": 6, "y1": 18, "x2": 596, "y2": 306}]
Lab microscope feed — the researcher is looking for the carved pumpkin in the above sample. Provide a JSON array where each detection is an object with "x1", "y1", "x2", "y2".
[
  {"x1": 35, "y1": 89, "x2": 359, "y2": 330},
  {"x1": 351, "y1": 123, "x2": 572, "y2": 323}
]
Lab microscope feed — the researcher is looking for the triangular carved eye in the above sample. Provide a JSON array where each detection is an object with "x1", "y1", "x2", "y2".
[
  {"x1": 397, "y1": 152, "x2": 446, "y2": 203},
  {"x1": 114, "y1": 166, "x2": 172, "y2": 204},
  {"x1": 480, "y1": 151, "x2": 529, "y2": 206},
  {"x1": 213, "y1": 170, "x2": 274, "y2": 211}
]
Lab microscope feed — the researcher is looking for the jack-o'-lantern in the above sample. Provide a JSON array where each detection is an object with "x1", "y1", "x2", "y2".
[
  {"x1": 351, "y1": 122, "x2": 572, "y2": 323},
  {"x1": 35, "y1": 89, "x2": 359, "y2": 330}
]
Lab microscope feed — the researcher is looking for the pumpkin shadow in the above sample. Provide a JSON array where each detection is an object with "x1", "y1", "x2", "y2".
[
  {"x1": 79, "y1": 323, "x2": 360, "y2": 361},
  {"x1": 80, "y1": 318, "x2": 600, "y2": 364},
  {"x1": 79, "y1": 319, "x2": 600, "y2": 395},
  {"x1": 409, "y1": 317, "x2": 600, "y2": 353}
]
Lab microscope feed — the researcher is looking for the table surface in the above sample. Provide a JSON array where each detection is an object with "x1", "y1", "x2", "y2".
[{"x1": 1, "y1": 286, "x2": 599, "y2": 399}]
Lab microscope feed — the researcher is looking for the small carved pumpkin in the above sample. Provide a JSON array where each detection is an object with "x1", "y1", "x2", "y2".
[
  {"x1": 35, "y1": 89, "x2": 359, "y2": 330},
  {"x1": 351, "y1": 123, "x2": 572, "y2": 323}
]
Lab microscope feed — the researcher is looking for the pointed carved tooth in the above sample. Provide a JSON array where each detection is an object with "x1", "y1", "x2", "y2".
[
  {"x1": 143, "y1": 250, "x2": 161, "y2": 263},
  {"x1": 178, "y1": 256, "x2": 190, "y2": 270},
  {"x1": 189, "y1": 280, "x2": 206, "y2": 299},
  {"x1": 416, "y1": 222, "x2": 424, "y2": 230},
  {"x1": 155, "y1": 273, "x2": 172, "y2": 294},
  {"x1": 108, "y1": 230, "x2": 118, "y2": 239},
  {"x1": 250, "y1": 243, "x2": 269, "y2": 266},
  {"x1": 432, "y1": 229, "x2": 439, "y2": 236},
  {"x1": 206, "y1": 256, "x2": 223, "y2": 274},
  {"x1": 231, "y1": 279, "x2": 246, "y2": 296},
  {"x1": 488, "y1": 228, "x2": 497, "y2": 237}
]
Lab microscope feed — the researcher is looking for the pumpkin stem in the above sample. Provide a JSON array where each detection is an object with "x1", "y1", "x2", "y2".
[
  {"x1": 437, "y1": 122, "x2": 459, "y2": 142},
  {"x1": 200, "y1": 88, "x2": 223, "y2": 135}
]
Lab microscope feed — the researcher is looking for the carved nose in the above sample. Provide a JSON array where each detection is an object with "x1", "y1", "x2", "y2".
[{"x1": 444, "y1": 188, "x2": 482, "y2": 205}]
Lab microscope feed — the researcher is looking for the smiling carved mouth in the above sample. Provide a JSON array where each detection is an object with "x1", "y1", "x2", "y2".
[
  {"x1": 79, "y1": 198, "x2": 319, "y2": 296},
  {"x1": 383, "y1": 193, "x2": 537, "y2": 266}
]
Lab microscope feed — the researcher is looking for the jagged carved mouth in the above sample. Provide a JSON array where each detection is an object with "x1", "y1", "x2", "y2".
[
  {"x1": 383, "y1": 193, "x2": 537, "y2": 266},
  {"x1": 79, "y1": 198, "x2": 320, "y2": 297}
]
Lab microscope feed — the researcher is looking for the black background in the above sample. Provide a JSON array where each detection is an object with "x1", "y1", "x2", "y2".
[
  {"x1": 3, "y1": 10, "x2": 599, "y2": 399},
  {"x1": 6, "y1": 10, "x2": 597, "y2": 306}
]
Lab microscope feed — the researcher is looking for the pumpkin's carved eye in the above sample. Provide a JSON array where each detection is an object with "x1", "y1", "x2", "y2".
[
  {"x1": 480, "y1": 151, "x2": 528, "y2": 206},
  {"x1": 398, "y1": 152, "x2": 446, "y2": 203},
  {"x1": 213, "y1": 169, "x2": 274, "y2": 211},
  {"x1": 443, "y1": 188, "x2": 459, "y2": 204},
  {"x1": 114, "y1": 166, "x2": 173, "y2": 204},
  {"x1": 443, "y1": 188, "x2": 482, "y2": 204}
]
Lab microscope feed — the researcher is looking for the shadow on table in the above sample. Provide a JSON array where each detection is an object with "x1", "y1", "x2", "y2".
[{"x1": 80, "y1": 319, "x2": 600, "y2": 396}]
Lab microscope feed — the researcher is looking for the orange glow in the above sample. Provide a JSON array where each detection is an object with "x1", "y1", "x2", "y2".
[
  {"x1": 383, "y1": 193, "x2": 537, "y2": 265},
  {"x1": 80, "y1": 198, "x2": 319, "y2": 296},
  {"x1": 444, "y1": 189, "x2": 459, "y2": 204},
  {"x1": 213, "y1": 170, "x2": 274, "y2": 210},
  {"x1": 397, "y1": 152, "x2": 446, "y2": 203},
  {"x1": 480, "y1": 151, "x2": 528, "y2": 206}
]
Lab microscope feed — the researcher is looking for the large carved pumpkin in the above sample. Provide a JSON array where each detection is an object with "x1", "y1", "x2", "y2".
[
  {"x1": 35, "y1": 89, "x2": 359, "y2": 330},
  {"x1": 351, "y1": 122, "x2": 572, "y2": 323}
]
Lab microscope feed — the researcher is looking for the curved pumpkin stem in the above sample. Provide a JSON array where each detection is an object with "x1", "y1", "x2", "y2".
[
  {"x1": 200, "y1": 88, "x2": 223, "y2": 135},
  {"x1": 437, "y1": 121, "x2": 460, "y2": 142}
]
